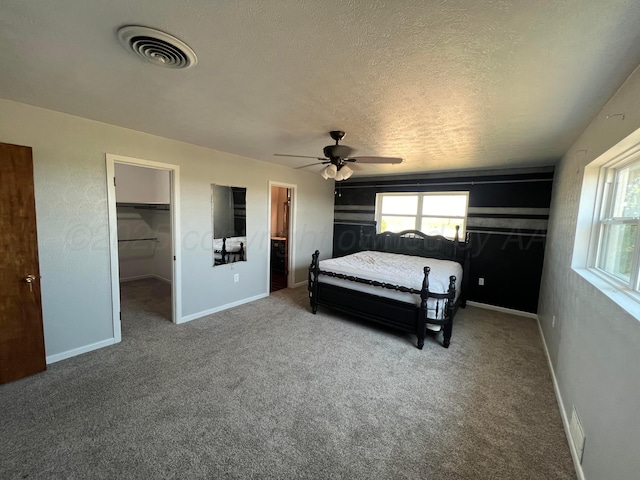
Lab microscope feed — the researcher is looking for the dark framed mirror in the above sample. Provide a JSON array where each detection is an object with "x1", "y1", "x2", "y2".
[{"x1": 212, "y1": 185, "x2": 247, "y2": 266}]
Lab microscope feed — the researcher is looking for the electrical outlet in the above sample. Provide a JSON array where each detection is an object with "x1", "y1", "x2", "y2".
[
  {"x1": 234, "y1": 273, "x2": 239, "y2": 283},
  {"x1": 552, "y1": 315, "x2": 556, "y2": 327},
  {"x1": 478, "y1": 277, "x2": 485, "y2": 286}
]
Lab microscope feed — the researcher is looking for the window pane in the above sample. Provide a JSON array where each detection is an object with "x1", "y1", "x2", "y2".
[
  {"x1": 381, "y1": 195, "x2": 418, "y2": 215},
  {"x1": 380, "y1": 216, "x2": 416, "y2": 232},
  {"x1": 613, "y1": 162, "x2": 640, "y2": 218},
  {"x1": 421, "y1": 217, "x2": 465, "y2": 239},
  {"x1": 423, "y1": 194, "x2": 467, "y2": 217},
  {"x1": 599, "y1": 223, "x2": 637, "y2": 283}
]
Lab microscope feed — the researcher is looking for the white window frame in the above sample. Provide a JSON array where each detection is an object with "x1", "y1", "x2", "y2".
[
  {"x1": 573, "y1": 125, "x2": 640, "y2": 320},
  {"x1": 592, "y1": 156, "x2": 640, "y2": 291},
  {"x1": 374, "y1": 191, "x2": 469, "y2": 240}
]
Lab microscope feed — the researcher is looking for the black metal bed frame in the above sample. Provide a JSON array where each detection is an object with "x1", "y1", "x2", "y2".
[
  {"x1": 308, "y1": 227, "x2": 471, "y2": 349},
  {"x1": 215, "y1": 237, "x2": 245, "y2": 266}
]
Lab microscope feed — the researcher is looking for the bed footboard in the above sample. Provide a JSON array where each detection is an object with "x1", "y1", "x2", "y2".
[
  {"x1": 309, "y1": 250, "x2": 320, "y2": 314},
  {"x1": 309, "y1": 250, "x2": 456, "y2": 349}
]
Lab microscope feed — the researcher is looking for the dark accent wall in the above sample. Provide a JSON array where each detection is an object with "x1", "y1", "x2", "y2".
[{"x1": 332, "y1": 166, "x2": 554, "y2": 313}]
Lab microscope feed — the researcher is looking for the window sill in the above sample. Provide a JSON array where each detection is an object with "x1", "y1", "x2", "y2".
[{"x1": 573, "y1": 267, "x2": 640, "y2": 321}]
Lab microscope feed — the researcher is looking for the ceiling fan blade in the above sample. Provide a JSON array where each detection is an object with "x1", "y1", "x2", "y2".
[
  {"x1": 347, "y1": 156, "x2": 403, "y2": 164},
  {"x1": 295, "y1": 162, "x2": 329, "y2": 169},
  {"x1": 274, "y1": 154, "x2": 325, "y2": 160}
]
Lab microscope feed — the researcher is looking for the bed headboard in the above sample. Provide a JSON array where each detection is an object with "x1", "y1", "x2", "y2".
[{"x1": 360, "y1": 227, "x2": 471, "y2": 266}]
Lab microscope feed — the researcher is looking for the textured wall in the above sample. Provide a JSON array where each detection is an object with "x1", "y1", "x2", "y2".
[
  {"x1": 538, "y1": 68, "x2": 640, "y2": 478},
  {"x1": 0, "y1": 99, "x2": 335, "y2": 360}
]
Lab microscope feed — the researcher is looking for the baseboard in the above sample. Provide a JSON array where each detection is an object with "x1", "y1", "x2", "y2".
[
  {"x1": 466, "y1": 300, "x2": 538, "y2": 320},
  {"x1": 46, "y1": 338, "x2": 117, "y2": 365},
  {"x1": 179, "y1": 293, "x2": 269, "y2": 324},
  {"x1": 292, "y1": 280, "x2": 307, "y2": 288},
  {"x1": 120, "y1": 274, "x2": 153, "y2": 283},
  {"x1": 120, "y1": 274, "x2": 171, "y2": 284},
  {"x1": 536, "y1": 318, "x2": 586, "y2": 480}
]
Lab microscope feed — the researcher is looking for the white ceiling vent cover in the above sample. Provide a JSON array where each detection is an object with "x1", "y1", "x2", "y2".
[{"x1": 117, "y1": 26, "x2": 197, "y2": 69}]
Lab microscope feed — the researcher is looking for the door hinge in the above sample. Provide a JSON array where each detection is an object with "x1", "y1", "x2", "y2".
[
  {"x1": 113, "y1": 177, "x2": 116, "y2": 187},
  {"x1": 174, "y1": 255, "x2": 176, "y2": 261},
  {"x1": 119, "y1": 311, "x2": 122, "y2": 320}
]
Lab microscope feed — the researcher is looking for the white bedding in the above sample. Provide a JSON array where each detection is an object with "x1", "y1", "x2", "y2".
[
  {"x1": 318, "y1": 251, "x2": 462, "y2": 323},
  {"x1": 213, "y1": 236, "x2": 246, "y2": 264},
  {"x1": 213, "y1": 237, "x2": 246, "y2": 253}
]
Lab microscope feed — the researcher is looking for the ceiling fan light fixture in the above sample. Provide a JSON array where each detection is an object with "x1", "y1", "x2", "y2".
[
  {"x1": 341, "y1": 165, "x2": 353, "y2": 180},
  {"x1": 276, "y1": 131, "x2": 403, "y2": 179},
  {"x1": 324, "y1": 164, "x2": 337, "y2": 179}
]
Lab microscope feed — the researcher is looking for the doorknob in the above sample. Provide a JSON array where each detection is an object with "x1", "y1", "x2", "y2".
[{"x1": 24, "y1": 274, "x2": 38, "y2": 292}]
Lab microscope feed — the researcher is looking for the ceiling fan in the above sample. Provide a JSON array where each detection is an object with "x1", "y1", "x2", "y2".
[{"x1": 274, "y1": 131, "x2": 403, "y2": 181}]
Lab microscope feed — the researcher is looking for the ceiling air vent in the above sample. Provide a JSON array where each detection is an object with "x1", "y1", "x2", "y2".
[{"x1": 117, "y1": 26, "x2": 197, "y2": 69}]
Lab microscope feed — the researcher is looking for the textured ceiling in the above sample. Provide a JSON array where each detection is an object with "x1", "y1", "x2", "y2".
[{"x1": 2, "y1": 0, "x2": 640, "y2": 176}]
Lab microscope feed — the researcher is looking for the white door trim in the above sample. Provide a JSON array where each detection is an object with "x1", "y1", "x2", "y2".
[
  {"x1": 106, "y1": 153, "x2": 182, "y2": 342},
  {"x1": 268, "y1": 181, "x2": 297, "y2": 291}
]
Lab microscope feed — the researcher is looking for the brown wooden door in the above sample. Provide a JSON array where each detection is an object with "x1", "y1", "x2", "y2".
[{"x1": 0, "y1": 142, "x2": 46, "y2": 384}]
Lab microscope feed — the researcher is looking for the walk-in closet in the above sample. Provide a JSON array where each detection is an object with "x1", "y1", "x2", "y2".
[{"x1": 115, "y1": 163, "x2": 173, "y2": 329}]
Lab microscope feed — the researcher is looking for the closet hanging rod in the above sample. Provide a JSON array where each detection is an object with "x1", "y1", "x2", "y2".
[
  {"x1": 133, "y1": 205, "x2": 169, "y2": 210},
  {"x1": 118, "y1": 238, "x2": 159, "y2": 242}
]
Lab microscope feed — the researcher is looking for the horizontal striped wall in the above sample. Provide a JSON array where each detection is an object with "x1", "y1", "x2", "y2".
[
  {"x1": 334, "y1": 205, "x2": 375, "y2": 225},
  {"x1": 332, "y1": 166, "x2": 555, "y2": 313},
  {"x1": 467, "y1": 207, "x2": 550, "y2": 236},
  {"x1": 334, "y1": 205, "x2": 551, "y2": 235}
]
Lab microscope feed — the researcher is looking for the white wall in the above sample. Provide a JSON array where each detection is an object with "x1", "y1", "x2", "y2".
[
  {"x1": 115, "y1": 163, "x2": 170, "y2": 204},
  {"x1": 116, "y1": 206, "x2": 171, "y2": 283},
  {"x1": 116, "y1": 207, "x2": 156, "y2": 281},
  {"x1": 538, "y1": 67, "x2": 640, "y2": 478},
  {"x1": 0, "y1": 98, "x2": 335, "y2": 360},
  {"x1": 152, "y1": 209, "x2": 172, "y2": 282}
]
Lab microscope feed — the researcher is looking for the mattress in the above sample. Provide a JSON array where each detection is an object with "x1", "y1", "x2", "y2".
[{"x1": 318, "y1": 251, "x2": 462, "y2": 323}]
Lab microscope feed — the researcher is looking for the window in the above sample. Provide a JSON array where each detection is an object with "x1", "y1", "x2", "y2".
[
  {"x1": 375, "y1": 192, "x2": 468, "y2": 239},
  {"x1": 572, "y1": 127, "x2": 640, "y2": 319},
  {"x1": 595, "y1": 157, "x2": 640, "y2": 290}
]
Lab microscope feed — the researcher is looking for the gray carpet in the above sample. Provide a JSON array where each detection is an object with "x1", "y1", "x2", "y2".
[{"x1": 1, "y1": 279, "x2": 575, "y2": 479}]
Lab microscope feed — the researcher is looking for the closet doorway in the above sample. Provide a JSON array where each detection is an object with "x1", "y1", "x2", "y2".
[
  {"x1": 106, "y1": 154, "x2": 181, "y2": 343},
  {"x1": 268, "y1": 182, "x2": 296, "y2": 292}
]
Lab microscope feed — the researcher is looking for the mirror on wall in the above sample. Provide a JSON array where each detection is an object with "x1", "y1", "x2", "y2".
[{"x1": 212, "y1": 185, "x2": 247, "y2": 266}]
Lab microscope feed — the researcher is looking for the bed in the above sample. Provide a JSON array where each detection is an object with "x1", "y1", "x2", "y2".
[
  {"x1": 213, "y1": 236, "x2": 245, "y2": 265},
  {"x1": 308, "y1": 228, "x2": 471, "y2": 349}
]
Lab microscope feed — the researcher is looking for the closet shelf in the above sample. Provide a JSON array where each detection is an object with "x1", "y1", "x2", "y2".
[{"x1": 116, "y1": 202, "x2": 170, "y2": 211}]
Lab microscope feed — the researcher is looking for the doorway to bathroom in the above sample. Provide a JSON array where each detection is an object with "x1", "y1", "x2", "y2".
[{"x1": 269, "y1": 183, "x2": 295, "y2": 292}]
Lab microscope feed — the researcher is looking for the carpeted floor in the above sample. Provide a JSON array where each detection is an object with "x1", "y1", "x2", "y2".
[{"x1": 0, "y1": 279, "x2": 575, "y2": 479}]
